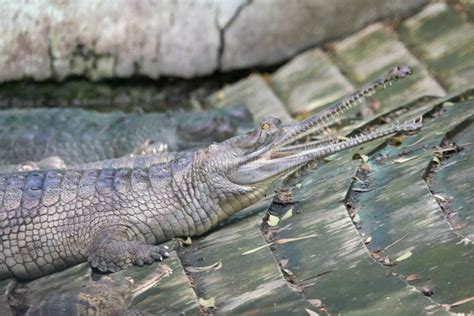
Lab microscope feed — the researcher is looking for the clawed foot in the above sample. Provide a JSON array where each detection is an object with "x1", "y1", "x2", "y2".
[{"x1": 88, "y1": 242, "x2": 170, "y2": 273}]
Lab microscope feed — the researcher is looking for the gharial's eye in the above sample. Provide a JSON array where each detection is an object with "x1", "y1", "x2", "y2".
[{"x1": 261, "y1": 123, "x2": 270, "y2": 130}]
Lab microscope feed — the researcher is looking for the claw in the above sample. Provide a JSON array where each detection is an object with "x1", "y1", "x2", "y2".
[
  {"x1": 109, "y1": 264, "x2": 119, "y2": 272},
  {"x1": 98, "y1": 261, "x2": 108, "y2": 272},
  {"x1": 143, "y1": 257, "x2": 154, "y2": 264},
  {"x1": 89, "y1": 256, "x2": 99, "y2": 268}
]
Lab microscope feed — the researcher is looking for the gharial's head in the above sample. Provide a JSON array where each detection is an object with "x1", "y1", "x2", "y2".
[
  {"x1": 191, "y1": 66, "x2": 422, "y2": 212},
  {"x1": 176, "y1": 104, "x2": 253, "y2": 149}
]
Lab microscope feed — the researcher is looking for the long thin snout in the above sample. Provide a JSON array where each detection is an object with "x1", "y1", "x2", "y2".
[
  {"x1": 275, "y1": 65, "x2": 413, "y2": 149},
  {"x1": 229, "y1": 118, "x2": 422, "y2": 185}
]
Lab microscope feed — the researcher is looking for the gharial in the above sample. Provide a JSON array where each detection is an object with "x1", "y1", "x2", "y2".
[
  {"x1": 0, "y1": 104, "x2": 252, "y2": 167},
  {"x1": 0, "y1": 66, "x2": 422, "y2": 281}
]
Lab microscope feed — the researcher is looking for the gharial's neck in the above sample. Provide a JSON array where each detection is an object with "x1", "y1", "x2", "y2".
[
  {"x1": 170, "y1": 156, "x2": 270, "y2": 236},
  {"x1": 216, "y1": 183, "x2": 270, "y2": 222}
]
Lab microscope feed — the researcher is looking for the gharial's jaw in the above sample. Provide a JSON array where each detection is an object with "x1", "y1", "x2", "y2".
[
  {"x1": 226, "y1": 65, "x2": 421, "y2": 185},
  {"x1": 274, "y1": 65, "x2": 413, "y2": 149},
  {"x1": 228, "y1": 118, "x2": 422, "y2": 184}
]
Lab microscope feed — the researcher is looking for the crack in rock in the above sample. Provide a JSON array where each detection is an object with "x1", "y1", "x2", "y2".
[{"x1": 216, "y1": 0, "x2": 253, "y2": 70}]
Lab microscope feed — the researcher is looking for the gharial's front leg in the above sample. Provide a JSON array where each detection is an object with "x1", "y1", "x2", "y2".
[
  {"x1": 15, "y1": 156, "x2": 67, "y2": 172},
  {"x1": 87, "y1": 227, "x2": 169, "y2": 273},
  {"x1": 131, "y1": 139, "x2": 169, "y2": 156}
]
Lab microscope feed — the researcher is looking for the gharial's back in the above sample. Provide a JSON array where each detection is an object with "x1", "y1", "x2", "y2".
[{"x1": 0, "y1": 105, "x2": 252, "y2": 165}]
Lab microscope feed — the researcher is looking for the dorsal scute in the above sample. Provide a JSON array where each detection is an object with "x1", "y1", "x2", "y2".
[
  {"x1": 113, "y1": 168, "x2": 132, "y2": 194},
  {"x1": 131, "y1": 168, "x2": 150, "y2": 191},
  {"x1": 78, "y1": 170, "x2": 99, "y2": 199},
  {"x1": 42, "y1": 171, "x2": 63, "y2": 207},
  {"x1": 22, "y1": 172, "x2": 45, "y2": 210},
  {"x1": 61, "y1": 171, "x2": 81, "y2": 203},
  {"x1": 96, "y1": 169, "x2": 115, "y2": 196}
]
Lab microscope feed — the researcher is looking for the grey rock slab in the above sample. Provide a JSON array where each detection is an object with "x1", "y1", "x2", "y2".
[
  {"x1": 208, "y1": 74, "x2": 293, "y2": 123},
  {"x1": 271, "y1": 48, "x2": 355, "y2": 115},
  {"x1": 263, "y1": 96, "x2": 474, "y2": 314},
  {"x1": 271, "y1": 154, "x2": 443, "y2": 315},
  {"x1": 221, "y1": 0, "x2": 427, "y2": 71},
  {"x1": 214, "y1": 0, "x2": 251, "y2": 29},
  {"x1": 398, "y1": 3, "x2": 474, "y2": 92},
  {"x1": 332, "y1": 23, "x2": 446, "y2": 114},
  {"x1": 0, "y1": 0, "x2": 427, "y2": 81},
  {"x1": 429, "y1": 115, "x2": 474, "y2": 242},
  {"x1": 5, "y1": 251, "x2": 199, "y2": 315},
  {"x1": 127, "y1": 251, "x2": 200, "y2": 315},
  {"x1": 355, "y1": 100, "x2": 474, "y2": 313},
  {"x1": 183, "y1": 215, "x2": 315, "y2": 315},
  {"x1": 8, "y1": 262, "x2": 92, "y2": 313},
  {"x1": 0, "y1": 0, "x2": 221, "y2": 81}
]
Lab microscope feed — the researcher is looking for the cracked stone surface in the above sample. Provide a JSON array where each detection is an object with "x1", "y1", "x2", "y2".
[
  {"x1": 398, "y1": 2, "x2": 474, "y2": 91},
  {"x1": 6, "y1": 250, "x2": 200, "y2": 315},
  {"x1": 263, "y1": 92, "x2": 474, "y2": 315},
  {"x1": 270, "y1": 48, "x2": 355, "y2": 115},
  {"x1": 0, "y1": 0, "x2": 427, "y2": 82},
  {"x1": 208, "y1": 74, "x2": 293, "y2": 123},
  {"x1": 332, "y1": 23, "x2": 446, "y2": 114},
  {"x1": 0, "y1": 0, "x2": 221, "y2": 81},
  {"x1": 221, "y1": 0, "x2": 427, "y2": 71},
  {"x1": 351, "y1": 100, "x2": 474, "y2": 313},
  {"x1": 182, "y1": 215, "x2": 315, "y2": 314}
]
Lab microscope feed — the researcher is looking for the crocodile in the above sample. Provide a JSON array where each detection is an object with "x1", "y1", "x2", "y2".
[
  {"x1": 0, "y1": 104, "x2": 253, "y2": 166},
  {"x1": 0, "y1": 151, "x2": 193, "y2": 174},
  {"x1": 21, "y1": 264, "x2": 172, "y2": 315},
  {"x1": 0, "y1": 66, "x2": 421, "y2": 281}
]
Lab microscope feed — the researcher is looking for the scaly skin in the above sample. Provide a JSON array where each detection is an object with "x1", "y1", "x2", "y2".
[
  {"x1": 25, "y1": 264, "x2": 172, "y2": 315},
  {"x1": 0, "y1": 104, "x2": 252, "y2": 165},
  {"x1": 0, "y1": 151, "x2": 193, "y2": 173},
  {"x1": 0, "y1": 66, "x2": 420, "y2": 281}
]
